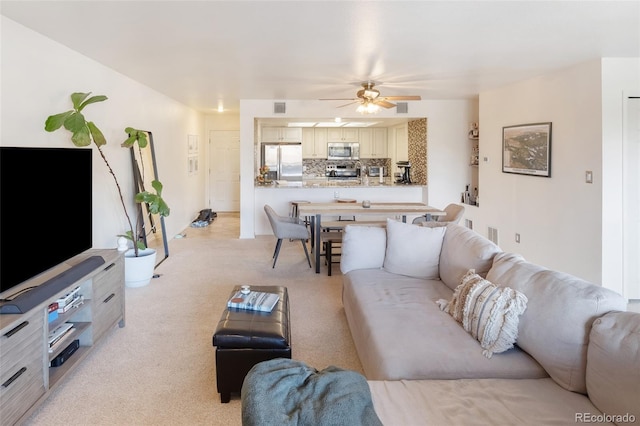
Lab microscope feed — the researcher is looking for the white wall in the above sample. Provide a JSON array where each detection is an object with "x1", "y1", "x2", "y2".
[
  {"x1": 238, "y1": 99, "x2": 477, "y2": 238},
  {"x1": 1, "y1": 17, "x2": 206, "y2": 249},
  {"x1": 477, "y1": 59, "x2": 640, "y2": 290}
]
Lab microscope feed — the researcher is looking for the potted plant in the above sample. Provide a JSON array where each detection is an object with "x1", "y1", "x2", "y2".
[{"x1": 45, "y1": 92, "x2": 170, "y2": 287}]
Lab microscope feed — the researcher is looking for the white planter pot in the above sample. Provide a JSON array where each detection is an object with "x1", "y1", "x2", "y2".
[{"x1": 124, "y1": 248, "x2": 157, "y2": 288}]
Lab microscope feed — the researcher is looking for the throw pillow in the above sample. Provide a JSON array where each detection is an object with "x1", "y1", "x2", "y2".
[
  {"x1": 382, "y1": 218, "x2": 446, "y2": 279},
  {"x1": 340, "y1": 225, "x2": 387, "y2": 274},
  {"x1": 438, "y1": 269, "x2": 528, "y2": 358}
]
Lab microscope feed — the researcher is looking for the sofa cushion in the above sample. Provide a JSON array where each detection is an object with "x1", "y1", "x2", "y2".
[
  {"x1": 486, "y1": 252, "x2": 628, "y2": 394},
  {"x1": 586, "y1": 311, "x2": 640, "y2": 423},
  {"x1": 368, "y1": 378, "x2": 607, "y2": 426},
  {"x1": 382, "y1": 219, "x2": 445, "y2": 279},
  {"x1": 441, "y1": 270, "x2": 528, "y2": 358},
  {"x1": 340, "y1": 225, "x2": 387, "y2": 274},
  {"x1": 342, "y1": 269, "x2": 548, "y2": 381},
  {"x1": 439, "y1": 223, "x2": 501, "y2": 291}
]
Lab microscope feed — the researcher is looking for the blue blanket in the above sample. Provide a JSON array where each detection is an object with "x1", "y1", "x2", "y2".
[{"x1": 241, "y1": 358, "x2": 383, "y2": 426}]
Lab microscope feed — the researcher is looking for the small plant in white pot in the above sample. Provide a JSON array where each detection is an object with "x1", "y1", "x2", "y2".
[{"x1": 45, "y1": 92, "x2": 170, "y2": 287}]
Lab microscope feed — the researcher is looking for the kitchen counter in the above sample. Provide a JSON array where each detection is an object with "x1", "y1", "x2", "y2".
[{"x1": 256, "y1": 178, "x2": 421, "y2": 188}]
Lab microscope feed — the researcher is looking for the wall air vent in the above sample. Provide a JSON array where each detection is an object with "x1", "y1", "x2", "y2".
[
  {"x1": 274, "y1": 102, "x2": 286, "y2": 114},
  {"x1": 396, "y1": 102, "x2": 408, "y2": 114},
  {"x1": 465, "y1": 219, "x2": 473, "y2": 230}
]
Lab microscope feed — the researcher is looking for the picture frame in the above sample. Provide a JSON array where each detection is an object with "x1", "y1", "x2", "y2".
[
  {"x1": 187, "y1": 134, "x2": 199, "y2": 155},
  {"x1": 502, "y1": 122, "x2": 552, "y2": 177}
]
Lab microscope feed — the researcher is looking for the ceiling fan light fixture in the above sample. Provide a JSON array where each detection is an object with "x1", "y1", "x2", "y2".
[{"x1": 357, "y1": 101, "x2": 380, "y2": 114}]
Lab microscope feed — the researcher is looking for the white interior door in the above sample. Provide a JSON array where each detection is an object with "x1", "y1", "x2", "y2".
[
  {"x1": 209, "y1": 130, "x2": 240, "y2": 211},
  {"x1": 623, "y1": 95, "x2": 640, "y2": 299}
]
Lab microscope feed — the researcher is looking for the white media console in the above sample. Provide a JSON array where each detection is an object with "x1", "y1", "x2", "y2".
[{"x1": 0, "y1": 249, "x2": 124, "y2": 425}]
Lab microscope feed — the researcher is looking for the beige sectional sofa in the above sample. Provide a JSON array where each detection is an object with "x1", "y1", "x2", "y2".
[{"x1": 340, "y1": 220, "x2": 640, "y2": 425}]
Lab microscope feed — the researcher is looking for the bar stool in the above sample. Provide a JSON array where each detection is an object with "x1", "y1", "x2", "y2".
[
  {"x1": 321, "y1": 231, "x2": 343, "y2": 276},
  {"x1": 290, "y1": 200, "x2": 311, "y2": 242},
  {"x1": 290, "y1": 200, "x2": 310, "y2": 219}
]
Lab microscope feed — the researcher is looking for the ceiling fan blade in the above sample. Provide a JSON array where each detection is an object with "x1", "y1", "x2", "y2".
[
  {"x1": 374, "y1": 100, "x2": 396, "y2": 108},
  {"x1": 319, "y1": 98, "x2": 358, "y2": 101},
  {"x1": 382, "y1": 95, "x2": 422, "y2": 101},
  {"x1": 337, "y1": 101, "x2": 359, "y2": 108}
]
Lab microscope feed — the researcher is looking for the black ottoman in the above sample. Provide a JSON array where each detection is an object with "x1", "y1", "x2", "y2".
[{"x1": 212, "y1": 285, "x2": 291, "y2": 403}]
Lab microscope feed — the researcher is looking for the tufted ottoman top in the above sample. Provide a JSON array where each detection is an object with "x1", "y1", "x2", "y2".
[{"x1": 213, "y1": 286, "x2": 290, "y2": 350}]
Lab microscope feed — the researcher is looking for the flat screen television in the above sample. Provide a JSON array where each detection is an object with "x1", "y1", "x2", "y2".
[{"x1": 0, "y1": 146, "x2": 92, "y2": 295}]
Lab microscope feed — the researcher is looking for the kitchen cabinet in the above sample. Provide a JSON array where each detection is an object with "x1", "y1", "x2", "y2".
[
  {"x1": 393, "y1": 124, "x2": 408, "y2": 162},
  {"x1": 302, "y1": 128, "x2": 328, "y2": 158},
  {"x1": 261, "y1": 127, "x2": 302, "y2": 143},
  {"x1": 327, "y1": 128, "x2": 359, "y2": 142},
  {"x1": 359, "y1": 128, "x2": 388, "y2": 158}
]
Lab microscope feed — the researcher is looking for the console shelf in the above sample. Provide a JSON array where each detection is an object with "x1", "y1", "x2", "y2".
[{"x1": 0, "y1": 249, "x2": 124, "y2": 426}]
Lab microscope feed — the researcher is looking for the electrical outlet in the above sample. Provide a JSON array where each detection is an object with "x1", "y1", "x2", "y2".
[
  {"x1": 515, "y1": 233, "x2": 521, "y2": 243},
  {"x1": 334, "y1": 191, "x2": 339, "y2": 198}
]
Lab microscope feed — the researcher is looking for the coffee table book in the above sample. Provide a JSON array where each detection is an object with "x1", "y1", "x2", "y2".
[{"x1": 227, "y1": 291, "x2": 279, "y2": 313}]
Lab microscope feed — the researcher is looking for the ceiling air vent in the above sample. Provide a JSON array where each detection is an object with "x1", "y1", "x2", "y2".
[
  {"x1": 274, "y1": 102, "x2": 286, "y2": 114},
  {"x1": 396, "y1": 102, "x2": 408, "y2": 114}
]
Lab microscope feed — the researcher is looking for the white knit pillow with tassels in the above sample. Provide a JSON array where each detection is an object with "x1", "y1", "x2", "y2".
[{"x1": 438, "y1": 269, "x2": 528, "y2": 358}]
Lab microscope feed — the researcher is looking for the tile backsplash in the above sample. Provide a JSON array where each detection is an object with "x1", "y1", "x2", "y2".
[{"x1": 303, "y1": 158, "x2": 391, "y2": 178}]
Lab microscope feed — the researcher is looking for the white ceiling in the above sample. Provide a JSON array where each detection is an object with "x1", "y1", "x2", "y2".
[{"x1": 2, "y1": 1, "x2": 639, "y2": 114}]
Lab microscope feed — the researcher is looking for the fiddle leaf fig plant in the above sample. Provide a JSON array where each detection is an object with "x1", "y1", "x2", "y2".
[{"x1": 45, "y1": 92, "x2": 170, "y2": 257}]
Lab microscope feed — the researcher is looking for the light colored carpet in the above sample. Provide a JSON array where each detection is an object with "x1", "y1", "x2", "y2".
[{"x1": 26, "y1": 212, "x2": 362, "y2": 425}]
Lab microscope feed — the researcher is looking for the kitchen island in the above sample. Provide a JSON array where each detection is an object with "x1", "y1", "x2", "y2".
[{"x1": 255, "y1": 180, "x2": 427, "y2": 235}]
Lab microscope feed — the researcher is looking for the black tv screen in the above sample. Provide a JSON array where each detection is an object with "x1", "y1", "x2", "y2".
[{"x1": 0, "y1": 147, "x2": 92, "y2": 294}]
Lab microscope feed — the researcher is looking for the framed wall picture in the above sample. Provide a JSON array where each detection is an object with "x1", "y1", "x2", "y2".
[
  {"x1": 187, "y1": 134, "x2": 199, "y2": 176},
  {"x1": 502, "y1": 122, "x2": 552, "y2": 177},
  {"x1": 188, "y1": 134, "x2": 199, "y2": 155}
]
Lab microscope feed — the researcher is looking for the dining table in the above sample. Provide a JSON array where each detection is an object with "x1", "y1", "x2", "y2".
[{"x1": 297, "y1": 201, "x2": 446, "y2": 273}]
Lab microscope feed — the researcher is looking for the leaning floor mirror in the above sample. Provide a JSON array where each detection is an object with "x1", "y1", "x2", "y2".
[{"x1": 129, "y1": 131, "x2": 169, "y2": 267}]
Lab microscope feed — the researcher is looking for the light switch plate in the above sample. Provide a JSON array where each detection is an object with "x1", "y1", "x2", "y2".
[{"x1": 585, "y1": 170, "x2": 593, "y2": 184}]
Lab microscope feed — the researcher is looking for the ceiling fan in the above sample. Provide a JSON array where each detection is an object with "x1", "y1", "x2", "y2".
[{"x1": 320, "y1": 81, "x2": 421, "y2": 112}]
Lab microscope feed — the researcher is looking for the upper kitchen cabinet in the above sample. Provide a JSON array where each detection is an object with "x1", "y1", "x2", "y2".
[
  {"x1": 261, "y1": 127, "x2": 303, "y2": 142},
  {"x1": 393, "y1": 124, "x2": 408, "y2": 162},
  {"x1": 327, "y1": 128, "x2": 359, "y2": 142},
  {"x1": 302, "y1": 128, "x2": 328, "y2": 158},
  {"x1": 359, "y1": 128, "x2": 388, "y2": 158}
]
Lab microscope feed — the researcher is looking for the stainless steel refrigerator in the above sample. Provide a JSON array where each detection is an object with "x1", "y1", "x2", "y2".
[{"x1": 261, "y1": 143, "x2": 303, "y2": 182}]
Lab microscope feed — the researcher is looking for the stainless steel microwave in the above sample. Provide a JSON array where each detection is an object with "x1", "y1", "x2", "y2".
[{"x1": 327, "y1": 142, "x2": 359, "y2": 160}]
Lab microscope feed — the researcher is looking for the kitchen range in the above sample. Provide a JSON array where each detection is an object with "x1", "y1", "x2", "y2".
[{"x1": 325, "y1": 165, "x2": 360, "y2": 181}]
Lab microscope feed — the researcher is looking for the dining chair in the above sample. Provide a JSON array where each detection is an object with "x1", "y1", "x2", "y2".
[
  {"x1": 412, "y1": 203, "x2": 465, "y2": 225},
  {"x1": 264, "y1": 204, "x2": 312, "y2": 268}
]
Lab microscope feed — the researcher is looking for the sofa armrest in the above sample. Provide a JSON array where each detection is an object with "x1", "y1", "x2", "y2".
[{"x1": 340, "y1": 225, "x2": 387, "y2": 274}]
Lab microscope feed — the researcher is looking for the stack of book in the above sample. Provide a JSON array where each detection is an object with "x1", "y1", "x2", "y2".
[
  {"x1": 56, "y1": 287, "x2": 84, "y2": 314},
  {"x1": 227, "y1": 290, "x2": 279, "y2": 313}
]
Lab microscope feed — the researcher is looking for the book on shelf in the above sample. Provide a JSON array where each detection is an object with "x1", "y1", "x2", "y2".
[{"x1": 227, "y1": 290, "x2": 279, "y2": 313}]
